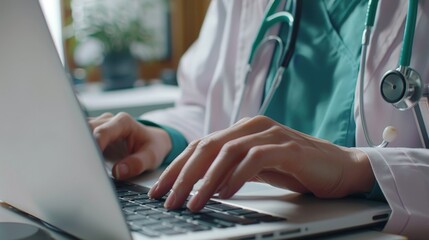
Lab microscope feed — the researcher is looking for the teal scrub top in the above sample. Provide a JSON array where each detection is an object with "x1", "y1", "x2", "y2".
[{"x1": 264, "y1": 0, "x2": 367, "y2": 147}]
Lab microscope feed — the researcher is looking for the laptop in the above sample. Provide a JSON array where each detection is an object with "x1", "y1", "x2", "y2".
[{"x1": 0, "y1": 1, "x2": 391, "y2": 239}]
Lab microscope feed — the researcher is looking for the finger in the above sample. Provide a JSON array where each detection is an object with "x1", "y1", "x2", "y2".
[
  {"x1": 93, "y1": 113, "x2": 135, "y2": 151},
  {"x1": 231, "y1": 117, "x2": 251, "y2": 126},
  {"x1": 187, "y1": 127, "x2": 285, "y2": 211},
  {"x1": 219, "y1": 143, "x2": 302, "y2": 199},
  {"x1": 112, "y1": 143, "x2": 161, "y2": 180},
  {"x1": 148, "y1": 139, "x2": 200, "y2": 199},
  {"x1": 215, "y1": 168, "x2": 235, "y2": 194},
  {"x1": 88, "y1": 112, "x2": 114, "y2": 129},
  {"x1": 163, "y1": 138, "x2": 219, "y2": 209},
  {"x1": 89, "y1": 112, "x2": 114, "y2": 122}
]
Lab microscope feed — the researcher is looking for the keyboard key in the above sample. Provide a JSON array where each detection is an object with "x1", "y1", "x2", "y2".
[
  {"x1": 128, "y1": 225, "x2": 142, "y2": 232},
  {"x1": 118, "y1": 191, "x2": 139, "y2": 197},
  {"x1": 126, "y1": 214, "x2": 147, "y2": 221},
  {"x1": 134, "y1": 198, "x2": 160, "y2": 204},
  {"x1": 134, "y1": 206, "x2": 152, "y2": 212},
  {"x1": 136, "y1": 209, "x2": 161, "y2": 216},
  {"x1": 227, "y1": 209, "x2": 258, "y2": 216},
  {"x1": 176, "y1": 222, "x2": 211, "y2": 232},
  {"x1": 131, "y1": 195, "x2": 150, "y2": 200},
  {"x1": 145, "y1": 202, "x2": 167, "y2": 208},
  {"x1": 192, "y1": 216, "x2": 235, "y2": 228},
  {"x1": 205, "y1": 204, "x2": 242, "y2": 212},
  {"x1": 203, "y1": 212, "x2": 258, "y2": 225},
  {"x1": 127, "y1": 185, "x2": 150, "y2": 194},
  {"x1": 148, "y1": 213, "x2": 177, "y2": 221},
  {"x1": 132, "y1": 219, "x2": 159, "y2": 227},
  {"x1": 164, "y1": 218, "x2": 186, "y2": 224},
  {"x1": 122, "y1": 196, "x2": 141, "y2": 201},
  {"x1": 138, "y1": 228, "x2": 161, "y2": 238},
  {"x1": 122, "y1": 205, "x2": 141, "y2": 212},
  {"x1": 147, "y1": 224, "x2": 174, "y2": 232},
  {"x1": 164, "y1": 229, "x2": 187, "y2": 235},
  {"x1": 123, "y1": 211, "x2": 137, "y2": 216},
  {"x1": 121, "y1": 202, "x2": 139, "y2": 208},
  {"x1": 205, "y1": 200, "x2": 222, "y2": 205},
  {"x1": 166, "y1": 208, "x2": 192, "y2": 216}
]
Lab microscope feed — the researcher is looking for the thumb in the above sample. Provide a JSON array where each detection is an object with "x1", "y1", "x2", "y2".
[{"x1": 112, "y1": 146, "x2": 161, "y2": 180}]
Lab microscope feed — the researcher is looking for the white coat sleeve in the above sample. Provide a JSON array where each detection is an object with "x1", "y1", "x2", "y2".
[
  {"x1": 354, "y1": 0, "x2": 429, "y2": 238},
  {"x1": 361, "y1": 148, "x2": 429, "y2": 238},
  {"x1": 139, "y1": 1, "x2": 226, "y2": 142}
]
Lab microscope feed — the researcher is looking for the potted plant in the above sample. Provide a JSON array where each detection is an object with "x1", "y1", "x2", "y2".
[{"x1": 71, "y1": 0, "x2": 155, "y2": 90}]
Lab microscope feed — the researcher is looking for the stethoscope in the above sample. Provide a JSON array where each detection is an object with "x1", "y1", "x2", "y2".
[
  {"x1": 231, "y1": 0, "x2": 301, "y2": 125},
  {"x1": 360, "y1": 0, "x2": 429, "y2": 148}
]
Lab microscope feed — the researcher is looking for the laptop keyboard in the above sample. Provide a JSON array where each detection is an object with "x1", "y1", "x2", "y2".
[{"x1": 114, "y1": 181, "x2": 286, "y2": 238}]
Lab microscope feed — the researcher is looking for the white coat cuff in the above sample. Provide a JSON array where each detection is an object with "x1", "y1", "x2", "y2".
[{"x1": 357, "y1": 147, "x2": 409, "y2": 233}]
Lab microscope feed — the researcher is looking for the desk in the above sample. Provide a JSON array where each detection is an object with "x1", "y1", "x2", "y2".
[{"x1": 76, "y1": 83, "x2": 181, "y2": 117}]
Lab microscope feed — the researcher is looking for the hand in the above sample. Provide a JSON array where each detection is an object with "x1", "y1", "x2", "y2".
[
  {"x1": 148, "y1": 116, "x2": 375, "y2": 212},
  {"x1": 88, "y1": 112, "x2": 172, "y2": 180}
]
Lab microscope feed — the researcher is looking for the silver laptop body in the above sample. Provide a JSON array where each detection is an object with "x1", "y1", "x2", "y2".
[{"x1": 0, "y1": 1, "x2": 391, "y2": 239}]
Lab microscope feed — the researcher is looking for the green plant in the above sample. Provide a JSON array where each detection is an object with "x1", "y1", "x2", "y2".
[
  {"x1": 82, "y1": 5, "x2": 152, "y2": 53},
  {"x1": 71, "y1": 0, "x2": 156, "y2": 65}
]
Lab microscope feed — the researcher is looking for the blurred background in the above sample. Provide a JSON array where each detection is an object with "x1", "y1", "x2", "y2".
[
  {"x1": 39, "y1": 0, "x2": 210, "y2": 116},
  {"x1": 40, "y1": 0, "x2": 210, "y2": 90}
]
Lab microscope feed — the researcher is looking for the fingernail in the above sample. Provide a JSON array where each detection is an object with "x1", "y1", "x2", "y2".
[
  {"x1": 148, "y1": 181, "x2": 159, "y2": 198},
  {"x1": 164, "y1": 190, "x2": 177, "y2": 209},
  {"x1": 115, "y1": 163, "x2": 129, "y2": 179}
]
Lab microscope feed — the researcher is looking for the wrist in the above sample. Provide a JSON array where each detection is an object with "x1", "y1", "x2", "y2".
[
  {"x1": 148, "y1": 126, "x2": 173, "y2": 160},
  {"x1": 136, "y1": 119, "x2": 188, "y2": 165},
  {"x1": 345, "y1": 148, "x2": 375, "y2": 195}
]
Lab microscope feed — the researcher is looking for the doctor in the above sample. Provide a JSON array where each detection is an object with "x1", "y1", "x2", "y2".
[{"x1": 89, "y1": 0, "x2": 429, "y2": 238}]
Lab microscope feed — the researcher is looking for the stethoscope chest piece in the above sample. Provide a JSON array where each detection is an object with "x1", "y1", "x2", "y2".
[{"x1": 380, "y1": 66, "x2": 423, "y2": 110}]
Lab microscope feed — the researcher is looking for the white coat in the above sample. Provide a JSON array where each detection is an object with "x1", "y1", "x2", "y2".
[{"x1": 142, "y1": 0, "x2": 429, "y2": 238}]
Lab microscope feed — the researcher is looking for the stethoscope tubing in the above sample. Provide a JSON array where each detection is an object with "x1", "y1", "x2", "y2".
[
  {"x1": 231, "y1": 36, "x2": 285, "y2": 125},
  {"x1": 231, "y1": 0, "x2": 301, "y2": 125},
  {"x1": 358, "y1": 26, "x2": 389, "y2": 148}
]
